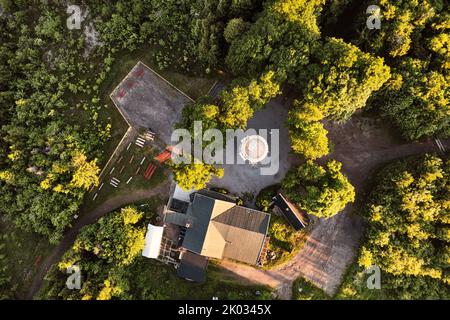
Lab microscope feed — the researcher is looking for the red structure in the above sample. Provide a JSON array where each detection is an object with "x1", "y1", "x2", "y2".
[
  {"x1": 144, "y1": 163, "x2": 156, "y2": 179},
  {"x1": 155, "y1": 150, "x2": 172, "y2": 163}
]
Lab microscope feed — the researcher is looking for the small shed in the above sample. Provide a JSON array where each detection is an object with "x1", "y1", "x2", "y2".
[
  {"x1": 273, "y1": 194, "x2": 310, "y2": 231},
  {"x1": 142, "y1": 224, "x2": 164, "y2": 259}
]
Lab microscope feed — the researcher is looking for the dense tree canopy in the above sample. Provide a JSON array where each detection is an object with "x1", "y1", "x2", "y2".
[
  {"x1": 301, "y1": 38, "x2": 391, "y2": 121},
  {"x1": 282, "y1": 160, "x2": 355, "y2": 219},
  {"x1": 171, "y1": 157, "x2": 224, "y2": 191},
  {"x1": 48, "y1": 206, "x2": 145, "y2": 300},
  {"x1": 356, "y1": 155, "x2": 450, "y2": 299},
  {"x1": 360, "y1": 0, "x2": 440, "y2": 58},
  {"x1": 356, "y1": 0, "x2": 449, "y2": 140},
  {"x1": 378, "y1": 58, "x2": 449, "y2": 140},
  {"x1": 288, "y1": 102, "x2": 329, "y2": 159},
  {"x1": 0, "y1": 3, "x2": 106, "y2": 242},
  {"x1": 72, "y1": 207, "x2": 145, "y2": 267},
  {"x1": 226, "y1": 0, "x2": 323, "y2": 79}
]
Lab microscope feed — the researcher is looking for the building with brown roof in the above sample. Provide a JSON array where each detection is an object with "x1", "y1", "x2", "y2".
[{"x1": 165, "y1": 192, "x2": 271, "y2": 267}]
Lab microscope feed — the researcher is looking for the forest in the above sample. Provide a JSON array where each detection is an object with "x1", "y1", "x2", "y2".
[
  {"x1": 339, "y1": 155, "x2": 450, "y2": 299},
  {"x1": 0, "y1": 0, "x2": 448, "y2": 300}
]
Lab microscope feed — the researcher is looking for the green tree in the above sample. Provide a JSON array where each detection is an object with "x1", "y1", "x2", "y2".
[
  {"x1": 226, "y1": 0, "x2": 323, "y2": 78},
  {"x1": 72, "y1": 206, "x2": 145, "y2": 267},
  {"x1": 378, "y1": 58, "x2": 449, "y2": 140},
  {"x1": 224, "y1": 18, "x2": 249, "y2": 43},
  {"x1": 302, "y1": 38, "x2": 391, "y2": 120},
  {"x1": 282, "y1": 160, "x2": 355, "y2": 218},
  {"x1": 359, "y1": 0, "x2": 439, "y2": 58},
  {"x1": 288, "y1": 102, "x2": 329, "y2": 159},
  {"x1": 172, "y1": 161, "x2": 224, "y2": 191},
  {"x1": 70, "y1": 152, "x2": 100, "y2": 190},
  {"x1": 354, "y1": 155, "x2": 450, "y2": 299}
]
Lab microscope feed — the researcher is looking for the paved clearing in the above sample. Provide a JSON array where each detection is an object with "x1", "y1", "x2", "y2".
[
  {"x1": 210, "y1": 97, "x2": 300, "y2": 195},
  {"x1": 219, "y1": 114, "x2": 450, "y2": 299},
  {"x1": 111, "y1": 61, "x2": 193, "y2": 145},
  {"x1": 26, "y1": 180, "x2": 171, "y2": 299}
]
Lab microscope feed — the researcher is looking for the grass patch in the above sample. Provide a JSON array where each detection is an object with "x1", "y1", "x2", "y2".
[
  {"x1": 292, "y1": 277, "x2": 330, "y2": 300},
  {"x1": 0, "y1": 220, "x2": 54, "y2": 299},
  {"x1": 264, "y1": 215, "x2": 307, "y2": 269},
  {"x1": 334, "y1": 262, "x2": 386, "y2": 300},
  {"x1": 125, "y1": 259, "x2": 273, "y2": 300},
  {"x1": 82, "y1": 141, "x2": 168, "y2": 213}
]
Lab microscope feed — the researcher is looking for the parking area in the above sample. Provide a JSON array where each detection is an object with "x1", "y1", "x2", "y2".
[{"x1": 110, "y1": 61, "x2": 193, "y2": 145}]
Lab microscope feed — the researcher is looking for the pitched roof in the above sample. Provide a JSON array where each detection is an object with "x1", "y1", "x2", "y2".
[
  {"x1": 142, "y1": 224, "x2": 164, "y2": 259},
  {"x1": 273, "y1": 193, "x2": 310, "y2": 230},
  {"x1": 181, "y1": 193, "x2": 270, "y2": 265}
]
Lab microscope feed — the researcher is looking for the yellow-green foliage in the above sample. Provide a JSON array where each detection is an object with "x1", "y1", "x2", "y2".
[
  {"x1": 172, "y1": 160, "x2": 224, "y2": 191},
  {"x1": 356, "y1": 155, "x2": 450, "y2": 299},
  {"x1": 266, "y1": 215, "x2": 307, "y2": 268},
  {"x1": 72, "y1": 206, "x2": 145, "y2": 267},
  {"x1": 288, "y1": 102, "x2": 329, "y2": 159},
  {"x1": 379, "y1": 58, "x2": 450, "y2": 140},
  {"x1": 365, "y1": 0, "x2": 437, "y2": 57},
  {"x1": 282, "y1": 160, "x2": 355, "y2": 219},
  {"x1": 304, "y1": 38, "x2": 391, "y2": 120}
]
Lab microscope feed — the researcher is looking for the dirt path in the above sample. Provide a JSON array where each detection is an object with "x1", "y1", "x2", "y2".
[
  {"x1": 26, "y1": 180, "x2": 171, "y2": 299},
  {"x1": 219, "y1": 115, "x2": 450, "y2": 299}
]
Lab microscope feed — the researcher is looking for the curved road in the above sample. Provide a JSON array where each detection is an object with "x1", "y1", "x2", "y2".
[{"x1": 26, "y1": 181, "x2": 171, "y2": 299}]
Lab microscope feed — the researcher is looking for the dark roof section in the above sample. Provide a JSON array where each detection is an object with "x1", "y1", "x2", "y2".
[
  {"x1": 273, "y1": 193, "x2": 310, "y2": 231},
  {"x1": 169, "y1": 198, "x2": 190, "y2": 214},
  {"x1": 181, "y1": 194, "x2": 216, "y2": 254},
  {"x1": 212, "y1": 206, "x2": 270, "y2": 234},
  {"x1": 180, "y1": 193, "x2": 270, "y2": 265},
  {"x1": 193, "y1": 189, "x2": 237, "y2": 203},
  {"x1": 177, "y1": 251, "x2": 208, "y2": 283}
]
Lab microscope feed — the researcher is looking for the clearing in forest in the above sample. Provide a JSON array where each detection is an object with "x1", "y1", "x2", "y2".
[{"x1": 110, "y1": 61, "x2": 194, "y2": 145}]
